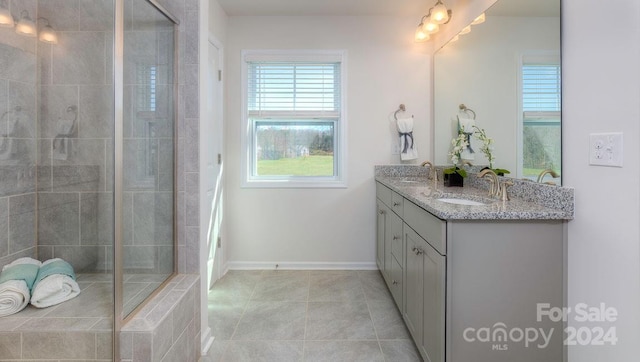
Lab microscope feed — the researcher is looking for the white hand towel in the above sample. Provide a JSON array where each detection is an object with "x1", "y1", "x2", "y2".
[
  {"x1": 31, "y1": 258, "x2": 80, "y2": 308},
  {"x1": 0, "y1": 257, "x2": 42, "y2": 317},
  {"x1": 397, "y1": 117, "x2": 418, "y2": 161}
]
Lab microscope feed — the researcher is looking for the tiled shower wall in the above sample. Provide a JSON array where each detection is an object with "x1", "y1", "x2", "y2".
[
  {"x1": 0, "y1": 0, "x2": 38, "y2": 269},
  {"x1": 35, "y1": 0, "x2": 116, "y2": 272}
]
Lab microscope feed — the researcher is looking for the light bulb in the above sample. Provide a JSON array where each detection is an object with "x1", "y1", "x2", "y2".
[
  {"x1": 431, "y1": 1, "x2": 450, "y2": 24},
  {"x1": 472, "y1": 13, "x2": 485, "y2": 25},
  {"x1": 415, "y1": 24, "x2": 430, "y2": 42},
  {"x1": 15, "y1": 12, "x2": 36, "y2": 37},
  {"x1": 423, "y1": 20, "x2": 440, "y2": 35},
  {"x1": 39, "y1": 24, "x2": 57, "y2": 44},
  {"x1": 459, "y1": 25, "x2": 471, "y2": 35},
  {"x1": 0, "y1": 6, "x2": 13, "y2": 27}
]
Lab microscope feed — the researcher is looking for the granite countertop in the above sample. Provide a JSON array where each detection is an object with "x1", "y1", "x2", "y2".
[{"x1": 375, "y1": 166, "x2": 574, "y2": 221}]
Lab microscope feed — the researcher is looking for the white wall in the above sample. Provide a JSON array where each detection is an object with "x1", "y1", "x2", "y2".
[
  {"x1": 563, "y1": 0, "x2": 640, "y2": 360},
  {"x1": 208, "y1": 0, "x2": 228, "y2": 44},
  {"x1": 225, "y1": 16, "x2": 431, "y2": 267}
]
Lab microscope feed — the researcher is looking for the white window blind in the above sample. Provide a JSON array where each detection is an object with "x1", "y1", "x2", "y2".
[
  {"x1": 522, "y1": 64, "x2": 561, "y2": 113},
  {"x1": 247, "y1": 62, "x2": 341, "y2": 118}
]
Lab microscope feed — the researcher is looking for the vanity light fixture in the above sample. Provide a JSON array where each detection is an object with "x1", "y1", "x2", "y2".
[
  {"x1": 3, "y1": 8, "x2": 58, "y2": 44},
  {"x1": 415, "y1": 23, "x2": 430, "y2": 42},
  {"x1": 14, "y1": 10, "x2": 36, "y2": 37},
  {"x1": 38, "y1": 18, "x2": 58, "y2": 44},
  {"x1": 459, "y1": 25, "x2": 471, "y2": 35},
  {"x1": 471, "y1": 13, "x2": 486, "y2": 25},
  {"x1": 414, "y1": 0, "x2": 452, "y2": 42},
  {"x1": 430, "y1": 0, "x2": 450, "y2": 24},
  {"x1": 0, "y1": 0, "x2": 13, "y2": 27}
]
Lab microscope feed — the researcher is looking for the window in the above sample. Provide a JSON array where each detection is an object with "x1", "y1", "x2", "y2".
[
  {"x1": 242, "y1": 51, "x2": 346, "y2": 188},
  {"x1": 519, "y1": 55, "x2": 561, "y2": 182}
]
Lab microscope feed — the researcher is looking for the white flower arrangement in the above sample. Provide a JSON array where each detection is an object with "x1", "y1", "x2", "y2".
[
  {"x1": 472, "y1": 126, "x2": 495, "y2": 169},
  {"x1": 445, "y1": 132, "x2": 469, "y2": 178},
  {"x1": 448, "y1": 132, "x2": 468, "y2": 165},
  {"x1": 472, "y1": 126, "x2": 510, "y2": 175}
]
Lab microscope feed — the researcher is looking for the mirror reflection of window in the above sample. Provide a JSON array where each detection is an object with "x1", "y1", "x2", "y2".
[{"x1": 520, "y1": 56, "x2": 561, "y2": 182}]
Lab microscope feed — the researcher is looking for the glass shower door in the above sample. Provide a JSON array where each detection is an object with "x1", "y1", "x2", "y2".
[{"x1": 121, "y1": 0, "x2": 177, "y2": 317}]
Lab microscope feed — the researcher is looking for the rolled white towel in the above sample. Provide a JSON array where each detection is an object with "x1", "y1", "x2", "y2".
[
  {"x1": 31, "y1": 258, "x2": 80, "y2": 308},
  {"x1": 0, "y1": 257, "x2": 42, "y2": 317},
  {"x1": 0, "y1": 280, "x2": 31, "y2": 317}
]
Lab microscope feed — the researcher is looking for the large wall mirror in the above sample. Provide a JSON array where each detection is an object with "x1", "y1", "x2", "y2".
[{"x1": 433, "y1": 0, "x2": 561, "y2": 183}]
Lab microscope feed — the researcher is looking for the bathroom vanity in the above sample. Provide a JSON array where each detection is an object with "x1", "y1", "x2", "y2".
[{"x1": 375, "y1": 166, "x2": 573, "y2": 362}]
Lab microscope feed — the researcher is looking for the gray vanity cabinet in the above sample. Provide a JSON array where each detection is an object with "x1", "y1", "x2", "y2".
[
  {"x1": 375, "y1": 181, "x2": 566, "y2": 362},
  {"x1": 376, "y1": 184, "x2": 404, "y2": 307}
]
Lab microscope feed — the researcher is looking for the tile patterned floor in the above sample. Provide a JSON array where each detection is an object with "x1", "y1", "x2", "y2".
[{"x1": 200, "y1": 270, "x2": 422, "y2": 362}]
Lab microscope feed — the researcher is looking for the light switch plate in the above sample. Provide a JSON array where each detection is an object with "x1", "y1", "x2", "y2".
[{"x1": 589, "y1": 132, "x2": 623, "y2": 167}]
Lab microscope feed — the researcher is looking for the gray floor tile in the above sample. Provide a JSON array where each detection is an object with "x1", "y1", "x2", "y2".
[
  {"x1": 208, "y1": 301, "x2": 247, "y2": 340},
  {"x1": 305, "y1": 301, "x2": 376, "y2": 340},
  {"x1": 221, "y1": 340, "x2": 303, "y2": 362},
  {"x1": 308, "y1": 271, "x2": 365, "y2": 302},
  {"x1": 303, "y1": 340, "x2": 385, "y2": 362},
  {"x1": 358, "y1": 270, "x2": 394, "y2": 302},
  {"x1": 206, "y1": 270, "x2": 421, "y2": 362},
  {"x1": 250, "y1": 271, "x2": 309, "y2": 302},
  {"x1": 208, "y1": 271, "x2": 262, "y2": 304},
  {"x1": 232, "y1": 301, "x2": 306, "y2": 340},
  {"x1": 368, "y1": 298, "x2": 412, "y2": 340},
  {"x1": 379, "y1": 339, "x2": 422, "y2": 361},
  {"x1": 200, "y1": 339, "x2": 227, "y2": 362}
]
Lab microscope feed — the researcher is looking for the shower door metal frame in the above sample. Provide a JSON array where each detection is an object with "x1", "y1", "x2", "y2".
[{"x1": 113, "y1": 0, "x2": 180, "y2": 360}]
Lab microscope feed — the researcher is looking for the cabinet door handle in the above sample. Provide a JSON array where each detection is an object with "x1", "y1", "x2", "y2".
[
  {"x1": 392, "y1": 280, "x2": 399, "y2": 285},
  {"x1": 378, "y1": 209, "x2": 385, "y2": 215},
  {"x1": 412, "y1": 247, "x2": 423, "y2": 256},
  {"x1": 393, "y1": 235, "x2": 400, "y2": 240},
  {"x1": 393, "y1": 202, "x2": 401, "y2": 207}
]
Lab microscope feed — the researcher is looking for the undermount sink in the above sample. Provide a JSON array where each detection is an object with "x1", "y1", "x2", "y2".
[{"x1": 436, "y1": 198, "x2": 487, "y2": 206}]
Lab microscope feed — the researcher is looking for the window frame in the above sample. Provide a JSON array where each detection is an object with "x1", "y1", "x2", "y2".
[
  {"x1": 241, "y1": 50, "x2": 348, "y2": 188},
  {"x1": 516, "y1": 51, "x2": 562, "y2": 182}
]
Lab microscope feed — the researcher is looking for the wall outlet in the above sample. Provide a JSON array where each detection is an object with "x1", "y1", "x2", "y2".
[
  {"x1": 589, "y1": 132, "x2": 623, "y2": 167},
  {"x1": 391, "y1": 144, "x2": 401, "y2": 155}
]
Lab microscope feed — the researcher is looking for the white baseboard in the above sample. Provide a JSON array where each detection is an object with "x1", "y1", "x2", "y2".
[
  {"x1": 200, "y1": 326, "x2": 214, "y2": 356},
  {"x1": 226, "y1": 261, "x2": 378, "y2": 270}
]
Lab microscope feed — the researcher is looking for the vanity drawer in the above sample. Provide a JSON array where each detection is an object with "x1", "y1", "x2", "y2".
[
  {"x1": 376, "y1": 182, "x2": 392, "y2": 207},
  {"x1": 403, "y1": 200, "x2": 446, "y2": 255},
  {"x1": 391, "y1": 192, "x2": 404, "y2": 217}
]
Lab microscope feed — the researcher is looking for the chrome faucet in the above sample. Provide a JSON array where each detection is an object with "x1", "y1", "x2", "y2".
[
  {"x1": 461, "y1": 160, "x2": 473, "y2": 167},
  {"x1": 536, "y1": 169, "x2": 559, "y2": 183}
]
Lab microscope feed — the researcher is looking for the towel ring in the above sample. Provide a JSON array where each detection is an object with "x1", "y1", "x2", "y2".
[
  {"x1": 394, "y1": 104, "x2": 406, "y2": 120},
  {"x1": 459, "y1": 104, "x2": 476, "y2": 119}
]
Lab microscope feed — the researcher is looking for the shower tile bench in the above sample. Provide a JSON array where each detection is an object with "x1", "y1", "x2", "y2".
[{"x1": 0, "y1": 273, "x2": 199, "y2": 362}]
